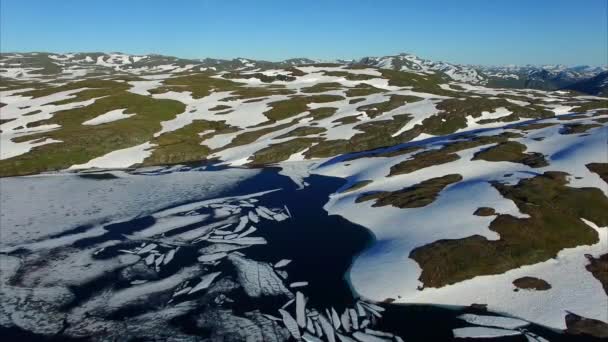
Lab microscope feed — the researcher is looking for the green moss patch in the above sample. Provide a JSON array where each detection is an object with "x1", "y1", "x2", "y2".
[
  {"x1": 512, "y1": 276, "x2": 551, "y2": 291},
  {"x1": 357, "y1": 95, "x2": 422, "y2": 119},
  {"x1": 263, "y1": 95, "x2": 344, "y2": 122},
  {"x1": 0, "y1": 92, "x2": 186, "y2": 177},
  {"x1": 332, "y1": 115, "x2": 360, "y2": 125},
  {"x1": 224, "y1": 121, "x2": 296, "y2": 149},
  {"x1": 566, "y1": 312, "x2": 608, "y2": 339},
  {"x1": 380, "y1": 69, "x2": 452, "y2": 95},
  {"x1": 149, "y1": 73, "x2": 294, "y2": 100},
  {"x1": 560, "y1": 123, "x2": 601, "y2": 135},
  {"x1": 389, "y1": 133, "x2": 523, "y2": 176},
  {"x1": 342, "y1": 180, "x2": 373, "y2": 193},
  {"x1": 594, "y1": 117, "x2": 608, "y2": 124},
  {"x1": 473, "y1": 141, "x2": 548, "y2": 168},
  {"x1": 511, "y1": 122, "x2": 558, "y2": 131},
  {"x1": 144, "y1": 120, "x2": 237, "y2": 166},
  {"x1": 356, "y1": 174, "x2": 462, "y2": 208},
  {"x1": 585, "y1": 253, "x2": 608, "y2": 296},
  {"x1": 586, "y1": 163, "x2": 608, "y2": 183},
  {"x1": 209, "y1": 105, "x2": 232, "y2": 111},
  {"x1": 345, "y1": 84, "x2": 386, "y2": 97},
  {"x1": 305, "y1": 114, "x2": 414, "y2": 158},
  {"x1": 322, "y1": 71, "x2": 377, "y2": 81},
  {"x1": 248, "y1": 137, "x2": 321, "y2": 165},
  {"x1": 423, "y1": 97, "x2": 554, "y2": 135},
  {"x1": 570, "y1": 99, "x2": 608, "y2": 113},
  {"x1": 307, "y1": 107, "x2": 338, "y2": 120},
  {"x1": 275, "y1": 126, "x2": 326, "y2": 139},
  {"x1": 557, "y1": 114, "x2": 589, "y2": 121},
  {"x1": 474, "y1": 207, "x2": 496, "y2": 216},
  {"x1": 346, "y1": 145, "x2": 423, "y2": 161},
  {"x1": 410, "y1": 172, "x2": 608, "y2": 288},
  {"x1": 300, "y1": 82, "x2": 343, "y2": 93},
  {"x1": 78, "y1": 173, "x2": 120, "y2": 180},
  {"x1": 223, "y1": 72, "x2": 296, "y2": 83},
  {"x1": 21, "y1": 79, "x2": 129, "y2": 102}
]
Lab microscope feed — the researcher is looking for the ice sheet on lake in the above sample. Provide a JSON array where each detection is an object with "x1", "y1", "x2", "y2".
[
  {"x1": 228, "y1": 254, "x2": 293, "y2": 299},
  {"x1": 0, "y1": 168, "x2": 257, "y2": 247},
  {"x1": 457, "y1": 313, "x2": 529, "y2": 329},
  {"x1": 452, "y1": 326, "x2": 522, "y2": 339},
  {"x1": 188, "y1": 272, "x2": 222, "y2": 294}
]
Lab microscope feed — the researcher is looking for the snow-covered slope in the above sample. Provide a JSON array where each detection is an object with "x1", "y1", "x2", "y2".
[
  {"x1": 356, "y1": 53, "x2": 486, "y2": 83},
  {"x1": 309, "y1": 112, "x2": 608, "y2": 330}
]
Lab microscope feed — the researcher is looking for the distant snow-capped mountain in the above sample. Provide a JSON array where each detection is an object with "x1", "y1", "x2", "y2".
[
  {"x1": 1, "y1": 51, "x2": 606, "y2": 95},
  {"x1": 476, "y1": 64, "x2": 608, "y2": 91},
  {"x1": 354, "y1": 53, "x2": 485, "y2": 83},
  {"x1": 353, "y1": 53, "x2": 607, "y2": 92},
  {"x1": 562, "y1": 71, "x2": 608, "y2": 96}
]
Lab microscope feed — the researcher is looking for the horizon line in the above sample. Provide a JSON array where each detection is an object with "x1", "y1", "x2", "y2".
[{"x1": 2, "y1": 50, "x2": 607, "y2": 68}]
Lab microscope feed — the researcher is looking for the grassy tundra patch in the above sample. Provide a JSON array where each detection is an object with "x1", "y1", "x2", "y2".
[
  {"x1": 144, "y1": 120, "x2": 237, "y2": 166},
  {"x1": 263, "y1": 95, "x2": 344, "y2": 122},
  {"x1": 248, "y1": 137, "x2": 321, "y2": 165},
  {"x1": 473, "y1": 141, "x2": 548, "y2": 168},
  {"x1": 587, "y1": 163, "x2": 608, "y2": 183},
  {"x1": 356, "y1": 174, "x2": 462, "y2": 208},
  {"x1": 473, "y1": 207, "x2": 496, "y2": 216},
  {"x1": 559, "y1": 123, "x2": 602, "y2": 135},
  {"x1": 307, "y1": 107, "x2": 338, "y2": 120},
  {"x1": 305, "y1": 114, "x2": 414, "y2": 158},
  {"x1": 356, "y1": 95, "x2": 422, "y2": 119},
  {"x1": 421, "y1": 97, "x2": 554, "y2": 135},
  {"x1": 149, "y1": 73, "x2": 295, "y2": 100},
  {"x1": 388, "y1": 133, "x2": 517, "y2": 176},
  {"x1": 0, "y1": 91, "x2": 185, "y2": 177},
  {"x1": 410, "y1": 172, "x2": 608, "y2": 288},
  {"x1": 275, "y1": 126, "x2": 326, "y2": 139},
  {"x1": 585, "y1": 253, "x2": 608, "y2": 295},
  {"x1": 300, "y1": 82, "x2": 343, "y2": 94},
  {"x1": 345, "y1": 84, "x2": 386, "y2": 97},
  {"x1": 342, "y1": 180, "x2": 373, "y2": 193},
  {"x1": 512, "y1": 276, "x2": 551, "y2": 291}
]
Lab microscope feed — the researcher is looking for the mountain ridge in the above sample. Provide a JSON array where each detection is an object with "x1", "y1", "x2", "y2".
[{"x1": 2, "y1": 51, "x2": 606, "y2": 95}]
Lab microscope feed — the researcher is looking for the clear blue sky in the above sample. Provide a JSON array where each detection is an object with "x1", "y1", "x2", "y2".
[{"x1": 1, "y1": 0, "x2": 606, "y2": 66}]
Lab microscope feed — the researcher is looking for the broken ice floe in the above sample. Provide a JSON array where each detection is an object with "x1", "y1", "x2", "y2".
[
  {"x1": 188, "y1": 272, "x2": 222, "y2": 295},
  {"x1": 273, "y1": 292, "x2": 405, "y2": 342},
  {"x1": 0, "y1": 184, "x2": 406, "y2": 341},
  {"x1": 197, "y1": 252, "x2": 228, "y2": 263},
  {"x1": 457, "y1": 313, "x2": 529, "y2": 330},
  {"x1": 279, "y1": 308, "x2": 302, "y2": 339},
  {"x1": 229, "y1": 253, "x2": 294, "y2": 299},
  {"x1": 452, "y1": 313, "x2": 549, "y2": 341},
  {"x1": 453, "y1": 327, "x2": 522, "y2": 339},
  {"x1": 274, "y1": 259, "x2": 292, "y2": 268},
  {"x1": 290, "y1": 281, "x2": 309, "y2": 288}
]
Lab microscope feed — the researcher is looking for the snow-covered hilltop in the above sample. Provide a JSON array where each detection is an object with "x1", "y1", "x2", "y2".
[{"x1": 355, "y1": 53, "x2": 486, "y2": 83}]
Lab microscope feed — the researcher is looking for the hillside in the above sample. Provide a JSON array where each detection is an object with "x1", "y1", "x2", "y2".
[
  {"x1": 1, "y1": 52, "x2": 607, "y2": 341},
  {"x1": 1, "y1": 52, "x2": 606, "y2": 176}
]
